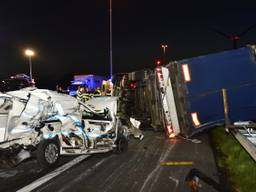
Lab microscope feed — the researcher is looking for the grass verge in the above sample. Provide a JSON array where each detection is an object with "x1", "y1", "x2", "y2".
[{"x1": 210, "y1": 127, "x2": 256, "y2": 192}]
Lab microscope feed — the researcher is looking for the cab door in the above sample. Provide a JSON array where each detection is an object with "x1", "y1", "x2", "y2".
[{"x1": 0, "y1": 97, "x2": 12, "y2": 142}]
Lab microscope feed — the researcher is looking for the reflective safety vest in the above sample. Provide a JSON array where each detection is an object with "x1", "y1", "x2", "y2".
[
  {"x1": 106, "y1": 91, "x2": 112, "y2": 96},
  {"x1": 93, "y1": 90, "x2": 101, "y2": 97},
  {"x1": 89, "y1": 93, "x2": 94, "y2": 98},
  {"x1": 77, "y1": 93, "x2": 91, "y2": 102}
]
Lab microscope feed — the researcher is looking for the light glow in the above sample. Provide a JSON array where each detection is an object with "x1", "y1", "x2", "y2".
[
  {"x1": 161, "y1": 44, "x2": 168, "y2": 49},
  {"x1": 169, "y1": 133, "x2": 176, "y2": 138},
  {"x1": 156, "y1": 60, "x2": 161, "y2": 66},
  {"x1": 156, "y1": 67, "x2": 161, "y2": 72},
  {"x1": 166, "y1": 124, "x2": 175, "y2": 138},
  {"x1": 25, "y1": 49, "x2": 35, "y2": 57},
  {"x1": 166, "y1": 124, "x2": 172, "y2": 133},
  {"x1": 182, "y1": 64, "x2": 191, "y2": 82},
  {"x1": 191, "y1": 112, "x2": 201, "y2": 127}
]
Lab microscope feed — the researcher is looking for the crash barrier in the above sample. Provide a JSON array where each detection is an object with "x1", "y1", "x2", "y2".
[{"x1": 227, "y1": 120, "x2": 256, "y2": 162}]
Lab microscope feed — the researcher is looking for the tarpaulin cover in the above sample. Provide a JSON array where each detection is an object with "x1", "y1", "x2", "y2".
[{"x1": 176, "y1": 47, "x2": 256, "y2": 134}]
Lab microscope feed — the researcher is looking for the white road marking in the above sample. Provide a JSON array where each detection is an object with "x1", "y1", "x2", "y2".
[
  {"x1": 0, "y1": 170, "x2": 20, "y2": 178},
  {"x1": 169, "y1": 176, "x2": 179, "y2": 192},
  {"x1": 139, "y1": 143, "x2": 176, "y2": 192},
  {"x1": 17, "y1": 155, "x2": 90, "y2": 192},
  {"x1": 58, "y1": 157, "x2": 109, "y2": 192}
]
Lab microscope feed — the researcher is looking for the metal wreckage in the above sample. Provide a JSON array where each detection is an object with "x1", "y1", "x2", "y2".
[{"x1": 0, "y1": 87, "x2": 144, "y2": 168}]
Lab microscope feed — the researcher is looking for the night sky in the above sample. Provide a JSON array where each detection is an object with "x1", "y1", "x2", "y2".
[{"x1": 0, "y1": 0, "x2": 256, "y2": 89}]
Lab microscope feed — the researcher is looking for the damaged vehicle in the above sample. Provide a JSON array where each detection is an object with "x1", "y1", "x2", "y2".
[{"x1": 0, "y1": 88, "x2": 128, "y2": 169}]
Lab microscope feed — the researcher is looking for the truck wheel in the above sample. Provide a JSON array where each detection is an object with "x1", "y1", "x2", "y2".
[
  {"x1": 115, "y1": 135, "x2": 128, "y2": 153},
  {"x1": 37, "y1": 139, "x2": 60, "y2": 169}
]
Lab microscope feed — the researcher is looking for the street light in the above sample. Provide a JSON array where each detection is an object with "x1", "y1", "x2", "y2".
[
  {"x1": 24, "y1": 49, "x2": 35, "y2": 81},
  {"x1": 161, "y1": 44, "x2": 168, "y2": 64},
  {"x1": 109, "y1": 0, "x2": 113, "y2": 81}
]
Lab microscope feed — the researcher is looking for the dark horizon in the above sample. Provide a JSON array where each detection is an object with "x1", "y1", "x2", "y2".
[{"x1": 0, "y1": 0, "x2": 256, "y2": 89}]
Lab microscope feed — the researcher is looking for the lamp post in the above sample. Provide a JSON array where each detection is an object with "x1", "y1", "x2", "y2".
[
  {"x1": 161, "y1": 44, "x2": 168, "y2": 64},
  {"x1": 24, "y1": 49, "x2": 35, "y2": 82},
  {"x1": 109, "y1": 0, "x2": 113, "y2": 81}
]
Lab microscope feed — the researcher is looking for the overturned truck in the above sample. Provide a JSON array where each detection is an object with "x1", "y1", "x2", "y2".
[{"x1": 115, "y1": 45, "x2": 256, "y2": 138}]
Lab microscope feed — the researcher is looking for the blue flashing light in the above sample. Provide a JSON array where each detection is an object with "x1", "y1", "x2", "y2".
[
  {"x1": 72, "y1": 81, "x2": 84, "y2": 85},
  {"x1": 69, "y1": 91, "x2": 77, "y2": 96}
]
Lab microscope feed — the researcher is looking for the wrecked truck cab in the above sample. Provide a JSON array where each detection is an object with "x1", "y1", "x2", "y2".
[
  {"x1": 79, "y1": 97, "x2": 129, "y2": 150},
  {"x1": 0, "y1": 89, "x2": 128, "y2": 169}
]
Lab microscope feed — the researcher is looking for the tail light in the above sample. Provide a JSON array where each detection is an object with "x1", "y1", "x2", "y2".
[
  {"x1": 156, "y1": 59, "x2": 161, "y2": 66},
  {"x1": 191, "y1": 112, "x2": 201, "y2": 127},
  {"x1": 129, "y1": 82, "x2": 137, "y2": 89},
  {"x1": 182, "y1": 64, "x2": 191, "y2": 82},
  {"x1": 166, "y1": 124, "x2": 176, "y2": 138}
]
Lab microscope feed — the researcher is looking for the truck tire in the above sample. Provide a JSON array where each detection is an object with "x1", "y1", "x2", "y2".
[
  {"x1": 115, "y1": 135, "x2": 128, "y2": 153},
  {"x1": 36, "y1": 139, "x2": 60, "y2": 169}
]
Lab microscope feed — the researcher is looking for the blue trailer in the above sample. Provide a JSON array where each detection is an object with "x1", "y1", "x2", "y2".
[{"x1": 167, "y1": 45, "x2": 256, "y2": 136}]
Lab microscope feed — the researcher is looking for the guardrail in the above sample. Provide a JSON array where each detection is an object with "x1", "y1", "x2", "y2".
[
  {"x1": 221, "y1": 88, "x2": 256, "y2": 162},
  {"x1": 229, "y1": 123, "x2": 256, "y2": 162}
]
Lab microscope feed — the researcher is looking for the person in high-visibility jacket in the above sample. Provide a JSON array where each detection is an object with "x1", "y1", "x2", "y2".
[
  {"x1": 106, "y1": 88, "x2": 112, "y2": 96},
  {"x1": 93, "y1": 87, "x2": 101, "y2": 97},
  {"x1": 77, "y1": 87, "x2": 91, "y2": 102}
]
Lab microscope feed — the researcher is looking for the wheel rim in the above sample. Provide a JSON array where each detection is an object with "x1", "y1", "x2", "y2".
[{"x1": 45, "y1": 143, "x2": 59, "y2": 164}]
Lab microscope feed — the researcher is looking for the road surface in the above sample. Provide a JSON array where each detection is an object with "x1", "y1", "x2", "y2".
[{"x1": 0, "y1": 130, "x2": 219, "y2": 192}]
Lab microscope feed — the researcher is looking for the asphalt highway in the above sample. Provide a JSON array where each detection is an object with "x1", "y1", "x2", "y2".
[{"x1": 0, "y1": 131, "x2": 220, "y2": 192}]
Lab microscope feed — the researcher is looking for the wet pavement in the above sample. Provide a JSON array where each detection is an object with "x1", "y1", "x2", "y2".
[{"x1": 0, "y1": 131, "x2": 219, "y2": 192}]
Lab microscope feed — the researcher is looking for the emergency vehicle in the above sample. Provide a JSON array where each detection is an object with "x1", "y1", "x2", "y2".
[{"x1": 69, "y1": 74, "x2": 108, "y2": 96}]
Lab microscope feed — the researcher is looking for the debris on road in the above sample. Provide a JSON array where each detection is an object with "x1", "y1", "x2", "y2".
[{"x1": 185, "y1": 168, "x2": 221, "y2": 192}]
